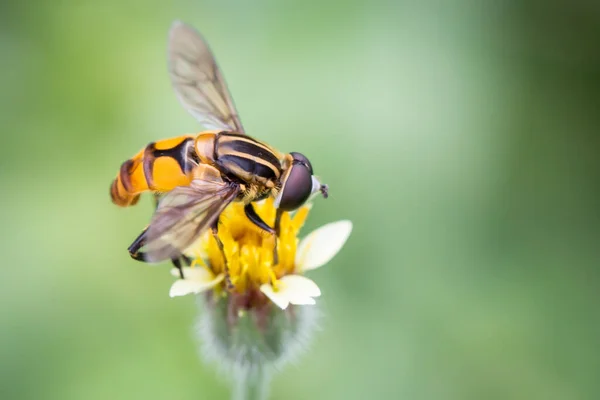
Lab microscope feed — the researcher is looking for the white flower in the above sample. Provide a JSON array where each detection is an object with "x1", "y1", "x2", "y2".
[
  {"x1": 260, "y1": 275, "x2": 321, "y2": 310},
  {"x1": 169, "y1": 267, "x2": 224, "y2": 298},
  {"x1": 295, "y1": 220, "x2": 353, "y2": 272},
  {"x1": 168, "y1": 206, "x2": 353, "y2": 310},
  {"x1": 259, "y1": 220, "x2": 352, "y2": 310}
]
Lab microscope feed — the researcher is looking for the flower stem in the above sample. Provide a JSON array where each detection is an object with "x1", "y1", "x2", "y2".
[{"x1": 232, "y1": 367, "x2": 270, "y2": 400}]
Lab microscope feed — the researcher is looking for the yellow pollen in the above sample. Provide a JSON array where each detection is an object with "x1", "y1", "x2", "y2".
[{"x1": 195, "y1": 197, "x2": 311, "y2": 294}]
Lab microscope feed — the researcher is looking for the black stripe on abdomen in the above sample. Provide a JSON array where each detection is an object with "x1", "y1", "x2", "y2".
[
  {"x1": 153, "y1": 137, "x2": 195, "y2": 174},
  {"x1": 119, "y1": 159, "x2": 136, "y2": 192}
]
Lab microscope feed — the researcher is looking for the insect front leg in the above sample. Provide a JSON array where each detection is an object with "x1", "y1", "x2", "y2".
[
  {"x1": 244, "y1": 203, "x2": 275, "y2": 235},
  {"x1": 211, "y1": 220, "x2": 234, "y2": 290},
  {"x1": 273, "y1": 208, "x2": 283, "y2": 265},
  {"x1": 244, "y1": 203, "x2": 282, "y2": 264}
]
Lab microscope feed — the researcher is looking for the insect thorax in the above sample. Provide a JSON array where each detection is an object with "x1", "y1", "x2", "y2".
[{"x1": 214, "y1": 132, "x2": 282, "y2": 185}]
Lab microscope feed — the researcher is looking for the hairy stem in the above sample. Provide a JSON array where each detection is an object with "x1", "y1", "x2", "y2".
[{"x1": 232, "y1": 367, "x2": 270, "y2": 400}]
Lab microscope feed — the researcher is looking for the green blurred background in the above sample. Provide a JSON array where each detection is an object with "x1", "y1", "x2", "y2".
[{"x1": 1, "y1": 1, "x2": 599, "y2": 399}]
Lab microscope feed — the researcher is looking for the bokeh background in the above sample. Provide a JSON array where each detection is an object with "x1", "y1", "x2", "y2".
[{"x1": 1, "y1": 1, "x2": 599, "y2": 399}]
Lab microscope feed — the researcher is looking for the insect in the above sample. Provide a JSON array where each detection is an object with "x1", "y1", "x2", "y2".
[{"x1": 110, "y1": 21, "x2": 328, "y2": 285}]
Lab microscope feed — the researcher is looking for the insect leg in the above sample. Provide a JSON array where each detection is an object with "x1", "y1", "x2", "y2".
[
  {"x1": 211, "y1": 221, "x2": 234, "y2": 290},
  {"x1": 244, "y1": 203, "x2": 282, "y2": 265},
  {"x1": 171, "y1": 258, "x2": 185, "y2": 279},
  {"x1": 181, "y1": 254, "x2": 192, "y2": 266},
  {"x1": 273, "y1": 208, "x2": 283, "y2": 265},
  {"x1": 243, "y1": 203, "x2": 275, "y2": 234},
  {"x1": 171, "y1": 254, "x2": 191, "y2": 278}
]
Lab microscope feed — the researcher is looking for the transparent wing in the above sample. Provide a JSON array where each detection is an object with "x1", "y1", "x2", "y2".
[
  {"x1": 168, "y1": 21, "x2": 245, "y2": 133},
  {"x1": 143, "y1": 177, "x2": 240, "y2": 262}
]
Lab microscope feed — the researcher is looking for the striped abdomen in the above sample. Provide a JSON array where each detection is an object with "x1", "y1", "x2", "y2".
[
  {"x1": 213, "y1": 132, "x2": 283, "y2": 185},
  {"x1": 110, "y1": 135, "x2": 196, "y2": 207}
]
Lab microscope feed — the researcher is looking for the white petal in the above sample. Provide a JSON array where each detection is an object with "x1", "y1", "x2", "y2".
[
  {"x1": 169, "y1": 273, "x2": 224, "y2": 298},
  {"x1": 289, "y1": 296, "x2": 316, "y2": 306},
  {"x1": 280, "y1": 275, "x2": 321, "y2": 297},
  {"x1": 170, "y1": 267, "x2": 212, "y2": 280},
  {"x1": 169, "y1": 280, "x2": 197, "y2": 297},
  {"x1": 296, "y1": 220, "x2": 353, "y2": 271},
  {"x1": 261, "y1": 276, "x2": 321, "y2": 308},
  {"x1": 260, "y1": 283, "x2": 290, "y2": 310}
]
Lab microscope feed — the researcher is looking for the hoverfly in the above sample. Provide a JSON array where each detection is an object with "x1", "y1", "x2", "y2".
[{"x1": 110, "y1": 21, "x2": 328, "y2": 285}]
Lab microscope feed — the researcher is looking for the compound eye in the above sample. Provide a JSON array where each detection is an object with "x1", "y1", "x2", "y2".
[
  {"x1": 290, "y1": 152, "x2": 313, "y2": 174},
  {"x1": 276, "y1": 163, "x2": 313, "y2": 211}
]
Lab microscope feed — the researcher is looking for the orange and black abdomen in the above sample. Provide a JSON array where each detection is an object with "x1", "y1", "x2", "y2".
[{"x1": 110, "y1": 135, "x2": 196, "y2": 207}]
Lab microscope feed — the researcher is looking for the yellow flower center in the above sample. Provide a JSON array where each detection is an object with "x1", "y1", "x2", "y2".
[{"x1": 194, "y1": 197, "x2": 311, "y2": 294}]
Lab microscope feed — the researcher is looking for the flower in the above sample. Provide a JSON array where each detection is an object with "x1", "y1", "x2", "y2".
[
  {"x1": 169, "y1": 197, "x2": 352, "y2": 393},
  {"x1": 168, "y1": 197, "x2": 352, "y2": 310}
]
